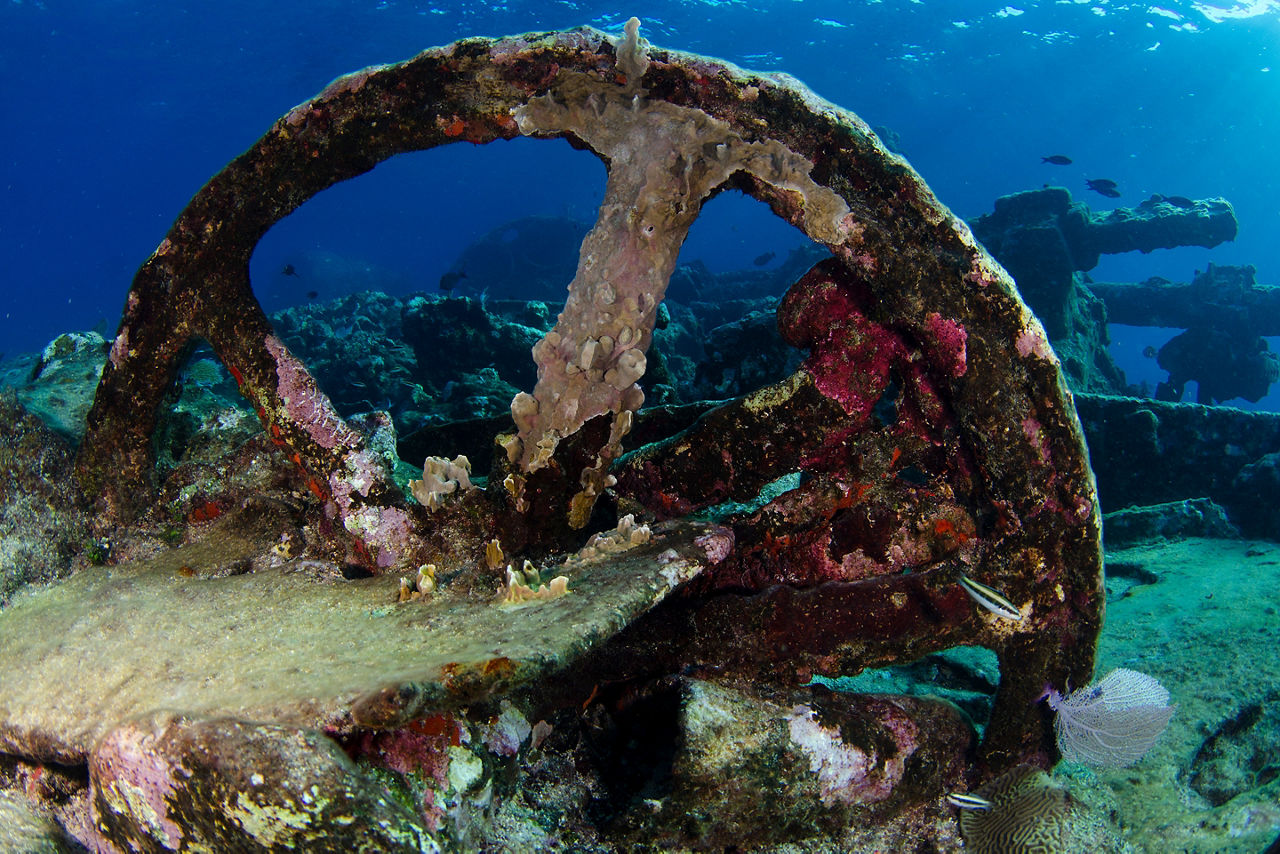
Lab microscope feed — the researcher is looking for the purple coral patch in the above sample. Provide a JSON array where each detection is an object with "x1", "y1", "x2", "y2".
[
  {"x1": 1022, "y1": 416, "x2": 1051, "y2": 465},
  {"x1": 90, "y1": 721, "x2": 185, "y2": 848},
  {"x1": 264, "y1": 334, "x2": 358, "y2": 451},
  {"x1": 351, "y1": 723, "x2": 455, "y2": 783}
]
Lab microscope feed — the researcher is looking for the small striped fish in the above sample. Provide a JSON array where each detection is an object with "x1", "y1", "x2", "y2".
[{"x1": 958, "y1": 574, "x2": 1023, "y2": 621}]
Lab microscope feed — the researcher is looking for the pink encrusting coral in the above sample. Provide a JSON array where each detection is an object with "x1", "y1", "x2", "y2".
[
  {"x1": 347, "y1": 716, "x2": 458, "y2": 783},
  {"x1": 1022, "y1": 416, "x2": 1053, "y2": 465},
  {"x1": 264, "y1": 335, "x2": 357, "y2": 452},
  {"x1": 1015, "y1": 325, "x2": 1056, "y2": 361},
  {"x1": 786, "y1": 700, "x2": 918, "y2": 806},
  {"x1": 90, "y1": 721, "x2": 186, "y2": 849}
]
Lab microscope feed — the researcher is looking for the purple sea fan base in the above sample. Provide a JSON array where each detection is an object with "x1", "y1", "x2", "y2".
[{"x1": 1046, "y1": 668, "x2": 1176, "y2": 767}]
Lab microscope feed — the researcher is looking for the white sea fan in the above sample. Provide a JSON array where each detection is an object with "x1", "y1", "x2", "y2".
[{"x1": 1045, "y1": 668, "x2": 1175, "y2": 767}]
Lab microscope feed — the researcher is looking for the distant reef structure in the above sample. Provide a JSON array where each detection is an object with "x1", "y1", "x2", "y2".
[
  {"x1": 439, "y1": 214, "x2": 590, "y2": 302},
  {"x1": 969, "y1": 186, "x2": 1238, "y2": 394},
  {"x1": 1091, "y1": 264, "x2": 1280, "y2": 405}
]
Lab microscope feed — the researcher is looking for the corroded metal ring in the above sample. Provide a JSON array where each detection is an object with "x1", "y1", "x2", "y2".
[{"x1": 76, "y1": 21, "x2": 1101, "y2": 771}]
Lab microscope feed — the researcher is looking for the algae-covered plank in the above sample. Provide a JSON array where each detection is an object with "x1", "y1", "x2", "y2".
[{"x1": 0, "y1": 520, "x2": 719, "y2": 763}]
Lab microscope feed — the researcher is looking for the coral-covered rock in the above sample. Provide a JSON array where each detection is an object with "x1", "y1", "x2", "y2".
[
  {"x1": 400, "y1": 294, "x2": 544, "y2": 402},
  {"x1": 0, "y1": 394, "x2": 90, "y2": 605},
  {"x1": 616, "y1": 678, "x2": 971, "y2": 850},
  {"x1": 89, "y1": 713, "x2": 436, "y2": 852},
  {"x1": 691, "y1": 306, "x2": 798, "y2": 400},
  {"x1": 17, "y1": 331, "x2": 110, "y2": 444}
]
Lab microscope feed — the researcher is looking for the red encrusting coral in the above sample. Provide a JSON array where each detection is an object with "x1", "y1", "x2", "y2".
[{"x1": 778, "y1": 265, "x2": 908, "y2": 425}]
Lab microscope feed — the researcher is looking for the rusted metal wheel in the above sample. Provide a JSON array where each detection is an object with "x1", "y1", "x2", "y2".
[{"x1": 77, "y1": 21, "x2": 1101, "y2": 771}]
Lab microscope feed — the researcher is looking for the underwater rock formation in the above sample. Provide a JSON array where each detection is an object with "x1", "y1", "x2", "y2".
[
  {"x1": 14, "y1": 331, "x2": 110, "y2": 444},
  {"x1": 0, "y1": 393, "x2": 91, "y2": 606},
  {"x1": 7, "y1": 19, "x2": 1106, "y2": 850},
  {"x1": 1075, "y1": 393, "x2": 1280, "y2": 539}
]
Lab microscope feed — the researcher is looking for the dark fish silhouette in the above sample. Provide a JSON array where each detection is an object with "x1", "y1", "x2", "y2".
[
  {"x1": 1086, "y1": 178, "x2": 1118, "y2": 191},
  {"x1": 1164, "y1": 195, "x2": 1196, "y2": 209},
  {"x1": 281, "y1": 264, "x2": 300, "y2": 277},
  {"x1": 1143, "y1": 345, "x2": 1157, "y2": 359},
  {"x1": 1041, "y1": 155, "x2": 1072, "y2": 165},
  {"x1": 305, "y1": 290, "x2": 319, "y2": 300},
  {"x1": 753, "y1": 251, "x2": 776, "y2": 267},
  {"x1": 439, "y1": 270, "x2": 468, "y2": 292}
]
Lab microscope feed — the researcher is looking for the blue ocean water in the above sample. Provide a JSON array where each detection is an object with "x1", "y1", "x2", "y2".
[{"x1": 2, "y1": 0, "x2": 1278, "y2": 402}]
